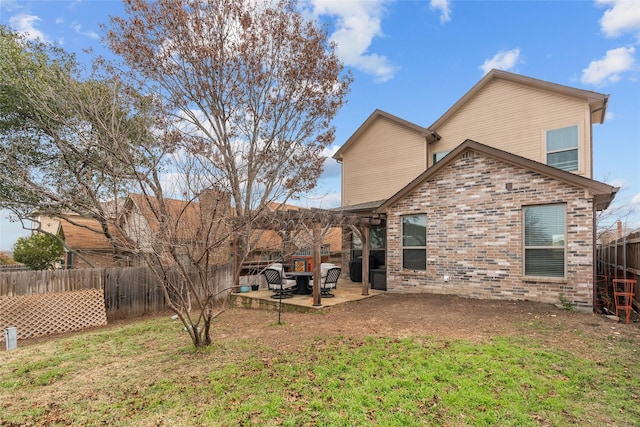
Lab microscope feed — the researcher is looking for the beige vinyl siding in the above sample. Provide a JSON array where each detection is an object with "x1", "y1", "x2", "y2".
[
  {"x1": 429, "y1": 79, "x2": 592, "y2": 178},
  {"x1": 341, "y1": 117, "x2": 427, "y2": 206}
]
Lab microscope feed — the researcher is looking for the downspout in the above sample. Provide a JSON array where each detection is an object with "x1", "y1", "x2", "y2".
[
  {"x1": 589, "y1": 97, "x2": 608, "y2": 309},
  {"x1": 424, "y1": 130, "x2": 441, "y2": 169}
]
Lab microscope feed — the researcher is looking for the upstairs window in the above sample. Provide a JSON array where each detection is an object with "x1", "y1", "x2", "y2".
[
  {"x1": 432, "y1": 150, "x2": 451, "y2": 165},
  {"x1": 523, "y1": 204, "x2": 566, "y2": 278},
  {"x1": 546, "y1": 125, "x2": 578, "y2": 171},
  {"x1": 402, "y1": 215, "x2": 426, "y2": 270}
]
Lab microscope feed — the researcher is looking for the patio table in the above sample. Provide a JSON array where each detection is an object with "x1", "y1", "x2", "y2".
[{"x1": 286, "y1": 272, "x2": 313, "y2": 295}]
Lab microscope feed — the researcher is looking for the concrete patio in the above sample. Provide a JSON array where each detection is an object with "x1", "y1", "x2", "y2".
[{"x1": 230, "y1": 278, "x2": 384, "y2": 312}]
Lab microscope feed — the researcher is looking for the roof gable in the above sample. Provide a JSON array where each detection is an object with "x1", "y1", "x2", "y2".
[
  {"x1": 332, "y1": 109, "x2": 439, "y2": 161},
  {"x1": 376, "y1": 139, "x2": 618, "y2": 213},
  {"x1": 429, "y1": 69, "x2": 608, "y2": 130}
]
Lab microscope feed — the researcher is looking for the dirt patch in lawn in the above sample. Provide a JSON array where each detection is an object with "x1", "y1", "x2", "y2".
[
  {"x1": 211, "y1": 293, "x2": 640, "y2": 359},
  {"x1": 18, "y1": 293, "x2": 640, "y2": 359}
]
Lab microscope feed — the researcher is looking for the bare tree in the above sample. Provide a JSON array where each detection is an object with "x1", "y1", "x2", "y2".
[
  {"x1": 1, "y1": 0, "x2": 350, "y2": 348},
  {"x1": 107, "y1": 0, "x2": 351, "y2": 258},
  {"x1": 596, "y1": 176, "x2": 637, "y2": 243}
]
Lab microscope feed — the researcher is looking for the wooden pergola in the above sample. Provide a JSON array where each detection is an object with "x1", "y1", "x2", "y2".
[{"x1": 232, "y1": 208, "x2": 384, "y2": 307}]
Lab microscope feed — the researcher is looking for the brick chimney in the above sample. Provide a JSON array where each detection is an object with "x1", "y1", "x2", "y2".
[{"x1": 199, "y1": 187, "x2": 232, "y2": 264}]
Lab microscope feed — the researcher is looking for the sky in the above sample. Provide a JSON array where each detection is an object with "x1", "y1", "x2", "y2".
[{"x1": 0, "y1": 0, "x2": 639, "y2": 251}]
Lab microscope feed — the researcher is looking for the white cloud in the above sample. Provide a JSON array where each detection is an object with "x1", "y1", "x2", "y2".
[
  {"x1": 321, "y1": 145, "x2": 341, "y2": 179},
  {"x1": 609, "y1": 178, "x2": 628, "y2": 189},
  {"x1": 581, "y1": 46, "x2": 635, "y2": 86},
  {"x1": 303, "y1": 0, "x2": 398, "y2": 82},
  {"x1": 632, "y1": 192, "x2": 640, "y2": 207},
  {"x1": 0, "y1": 0, "x2": 20, "y2": 13},
  {"x1": 71, "y1": 21, "x2": 99, "y2": 39},
  {"x1": 479, "y1": 48, "x2": 521, "y2": 74},
  {"x1": 597, "y1": 0, "x2": 640, "y2": 38},
  {"x1": 8, "y1": 14, "x2": 51, "y2": 43},
  {"x1": 302, "y1": 191, "x2": 341, "y2": 209},
  {"x1": 430, "y1": 0, "x2": 451, "y2": 23},
  {"x1": 319, "y1": 192, "x2": 341, "y2": 209}
]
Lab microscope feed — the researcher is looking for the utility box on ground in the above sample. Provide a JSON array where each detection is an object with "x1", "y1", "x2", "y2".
[{"x1": 5, "y1": 327, "x2": 17, "y2": 351}]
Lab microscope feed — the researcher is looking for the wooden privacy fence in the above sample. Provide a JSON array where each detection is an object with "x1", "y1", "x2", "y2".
[
  {"x1": 0, "y1": 264, "x2": 234, "y2": 321},
  {"x1": 597, "y1": 231, "x2": 640, "y2": 315},
  {"x1": 0, "y1": 268, "x2": 104, "y2": 296}
]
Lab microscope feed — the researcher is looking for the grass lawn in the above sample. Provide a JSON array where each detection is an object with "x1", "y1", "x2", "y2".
[{"x1": 1, "y1": 313, "x2": 639, "y2": 426}]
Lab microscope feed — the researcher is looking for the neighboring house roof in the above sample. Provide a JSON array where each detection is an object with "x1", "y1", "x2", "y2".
[
  {"x1": 251, "y1": 229, "x2": 282, "y2": 251},
  {"x1": 332, "y1": 109, "x2": 440, "y2": 161},
  {"x1": 126, "y1": 194, "x2": 202, "y2": 240},
  {"x1": 58, "y1": 216, "x2": 123, "y2": 251},
  {"x1": 266, "y1": 201, "x2": 302, "y2": 212},
  {"x1": 375, "y1": 139, "x2": 619, "y2": 213},
  {"x1": 251, "y1": 208, "x2": 343, "y2": 253},
  {"x1": 429, "y1": 69, "x2": 609, "y2": 131},
  {"x1": 322, "y1": 226, "x2": 342, "y2": 252}
]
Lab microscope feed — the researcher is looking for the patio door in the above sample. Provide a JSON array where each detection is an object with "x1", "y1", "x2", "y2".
[{"x1": 352, "y1": 224, "x2": 386, "y2": 269}]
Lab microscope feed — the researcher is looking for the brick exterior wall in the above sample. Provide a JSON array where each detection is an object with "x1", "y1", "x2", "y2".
[{"x1": 384, "y1": 149, "x2": 595, "y2": 309}]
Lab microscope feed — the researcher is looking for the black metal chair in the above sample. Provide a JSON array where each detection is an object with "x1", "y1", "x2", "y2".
[
  {"x1": 320, "y1": 267, "x2": 341, "y2": 298},
  {"x1": 262, "y1": 268, "x2": 296, "y2": 299}
]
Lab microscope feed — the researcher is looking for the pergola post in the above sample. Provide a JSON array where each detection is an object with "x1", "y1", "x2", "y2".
[
  {"x1": 231, "y1": 232, "x2": 240, "y2": 291},
  {"x1": 312, "y1": 222, "x2": 322, "y2": 306}
]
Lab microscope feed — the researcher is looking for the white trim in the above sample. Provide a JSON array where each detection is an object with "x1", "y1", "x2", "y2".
[
  {"x1": 401, "y1": 214, "x2": 427, "y2": 271},
  {"x1": 522, "y1": 203, "x2": 567, "y2": 279},
  {"x1": 544, "y1": 124, "x2": 581, "y2": 173}
]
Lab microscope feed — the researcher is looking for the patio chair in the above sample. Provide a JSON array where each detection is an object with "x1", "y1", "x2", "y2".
[
  {"x1": 320, "y1": 267, "x2": 341, "y2": 298},
  {"x1": 307, "y1": 263, "x2": 337, "y2": 292},
  {"x1": 262, "y1": 267, "x2": 296, "y2": 299}
]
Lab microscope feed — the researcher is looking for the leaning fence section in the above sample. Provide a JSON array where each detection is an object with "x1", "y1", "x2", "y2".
[{"x1": 102, "y1": 267, "x2": 166, "y2": 320}]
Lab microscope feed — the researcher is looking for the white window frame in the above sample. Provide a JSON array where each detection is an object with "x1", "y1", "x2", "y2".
[
  {"x1": 432, "y1": 150, "x2": 451, "y2": 165},
  {"x1": 523, "y1": 203, "x2": 567, "y2": 279},
  {"x1": 402, "y1": 214, "x2": 427, "y2": 271},
  {"x1": 545, "y1": 125, "x2": 579, "y2": 172}
]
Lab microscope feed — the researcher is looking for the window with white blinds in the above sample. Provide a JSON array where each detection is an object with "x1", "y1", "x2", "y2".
[{"x1": 523, "y1": 204, "x2": 566, "y2": 278}]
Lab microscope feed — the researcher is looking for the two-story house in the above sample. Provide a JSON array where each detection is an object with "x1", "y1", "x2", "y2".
[{"x1": 333, "y1": 69, "x2": 618, "y2": 310}]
